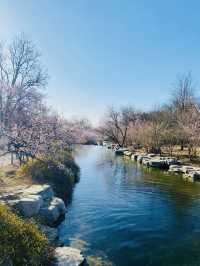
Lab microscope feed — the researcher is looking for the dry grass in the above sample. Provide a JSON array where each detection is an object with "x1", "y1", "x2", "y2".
[
  {"x1": 161, "y1": 146, "x2": 200, "y2": 166},
  {"x1": 0, "y1": 163, "x2": 34, "y2": 194}
]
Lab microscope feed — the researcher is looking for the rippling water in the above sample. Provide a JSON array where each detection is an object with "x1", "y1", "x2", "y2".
[{"x1": 59, "y1": 145, "x2": 200, "y2": 266}]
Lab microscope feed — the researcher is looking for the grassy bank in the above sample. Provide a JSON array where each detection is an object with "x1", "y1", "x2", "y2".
[
  {"x1": 0, "y1": 204, "x2": 51, "y2": 266},
  {"x1": 0, "y1": 150, "x2": 80, "y2": 265}
]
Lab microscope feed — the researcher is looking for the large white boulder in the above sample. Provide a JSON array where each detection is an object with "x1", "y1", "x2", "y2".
[
  {"x1": 165, "y1": 157, "x2": 178, "y2": 166},
  {"x1": 53, "y1": 247, "x2": 85, "y2": 266},
  {"x1": 10, "y1": 195, "x2": 43, "y2": 217},
  {"x1": 169, "y1": 164, "x2": 183, "y2": 173},
  {"x1": 123, "y1": 151, "x2": 132, "y2": 157},
  {"x1": 51, "y1": 197, "x2": 66, "y2": 214},
  {"x1": 131, "y1": 154, "x2": 138, "y2": 161},
  {"x1": 142, "y1": 158, "x2": 150, "y2": 166},
  {"x1": 23, "y1": 184, "x2": 54, "y2": 200},
  {"x1": 3, "y1": 184, "x2": 67, "y2": 226},
  {"x1": 181, "y1": 165, "x2": 196, "y2": 174},
  {"x1": 149, "y1": 159, "x2": 164, "y2": 168},
  {"x1": 39, "y1": 197, "x2": 66, "y2": 226}
]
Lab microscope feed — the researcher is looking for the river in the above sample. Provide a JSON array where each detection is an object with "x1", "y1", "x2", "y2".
[{"x1": 59, "y1": 145, "x2": 200, "y2": 266}]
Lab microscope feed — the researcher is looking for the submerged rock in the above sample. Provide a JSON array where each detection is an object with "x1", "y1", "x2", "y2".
[{"x1": 53, "y1": 247, "x2": 86, "y2": 266}]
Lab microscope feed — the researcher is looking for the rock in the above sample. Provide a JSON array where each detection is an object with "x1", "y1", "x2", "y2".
[
  {"x1": 0, "y1": 187, "x2": 28, "y2": 201},
  {"x1": 165, "y1": 157, "x2": 178, "y2": 166},
  {"x1": 142, "y1": 158, "x2": 150, "y2": 166},
  {"x1": 181, "y1": 165, "x2": 196, "y2": 174},
  {"x1": 147, "y1": 153, "x2": 157, "y2": 158},
  {"x1": 23, "y1": 184, "x2": 54, "y2": 200},
  {"x1": 3, "y1": 184, "x2": 66, "y2": 225},
  {"x1": 149, "y1": 159, "x2": 166, "y2": 168},
  {"x1": 123, "y1": 151, "x2": 132, "y2": 157},
  {"x1": 2, "y1": 184, "x2": 67, "y2": 228},
  {"x1": 137, "y1": 155, "x2": 149, "y2": 164},
  {"x1": 184, "y1": 170, "x2": 200, "y2": 182},
  {"x1": 39, "y1": 197, "x2": 66, "y2": 226},
  {"x1": 115, "y1": 148, "x2": 128, "y2": 155},
  {"x1": 53, "y1": 247, "x2": 85, "y2": 266},
  {"x1": 10, "y1": 194, "x2": 43, "y2": 218},
  {"x1": 51, "y1": 197, "x2": 66, "y2": 213},
  {"x1": 131, "y1": 154, "x2": 138, "y2": 161},
  {"x1": 137, "y1": 155, "x2": 143, "y2": 163},
  {"x1": 169, "y1": 165, "x2": 183, "y2": 173},
  {"x1": 39, "y1": 225, "x2": 59, "y2": 243}
]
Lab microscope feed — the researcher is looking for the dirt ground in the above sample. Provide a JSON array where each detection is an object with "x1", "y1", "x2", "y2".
[{"x1": 0, "y1": 157, "x2": 33, "y2": 194}]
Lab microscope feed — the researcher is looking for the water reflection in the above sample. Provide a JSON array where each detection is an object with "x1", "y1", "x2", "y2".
[
  {"x1": 60, "y1": 145, "x2": 200, "y2": 266},
  {"x1": 96, "y1": 151, "x2": 200, "y2": 207}
]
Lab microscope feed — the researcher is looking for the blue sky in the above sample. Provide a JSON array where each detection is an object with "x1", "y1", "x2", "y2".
[{"x1": 1, "y1": 0, "x2": 200, "y2": 124}]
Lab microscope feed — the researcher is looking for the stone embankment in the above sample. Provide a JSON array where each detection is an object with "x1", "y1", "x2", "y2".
[
  {"x1": 0, "y1": 184, "x2": 86, "y2": 266},
  {"x1": 113, "y1": 147, "x2": 200, "y2": 182}
]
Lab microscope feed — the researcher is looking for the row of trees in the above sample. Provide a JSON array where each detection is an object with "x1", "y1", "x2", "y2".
[
  {"x1": 2, "y1": 35, "x2": 198, "y2": 162},
  {"x1": 99, "y1": 73, "x2": 200, "y2": 159},
  {"x1": 0, "y1": 34, "x2": 94, "y2": 164}
]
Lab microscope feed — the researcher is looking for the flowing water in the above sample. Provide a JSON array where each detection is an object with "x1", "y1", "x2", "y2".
[{"x1": 59, "y1": 145, "x2": 200, "y2": 266}]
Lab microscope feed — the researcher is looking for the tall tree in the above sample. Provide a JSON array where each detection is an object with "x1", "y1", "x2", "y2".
[{"x1": 171, "y1": 72, "x2": 197, "y2": 150}]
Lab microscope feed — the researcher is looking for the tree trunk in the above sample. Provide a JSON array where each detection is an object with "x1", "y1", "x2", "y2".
[
  {"x1": 181, "y1": 141, "x2": 184, "y2": 151},
  {"x1": 11, "y1": 152, "x2": 14, "y2": 165}
]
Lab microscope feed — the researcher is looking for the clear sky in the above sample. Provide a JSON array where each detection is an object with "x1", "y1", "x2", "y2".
[{"x1": 1, "y1": 0, "x2": 200, "y2": 124}]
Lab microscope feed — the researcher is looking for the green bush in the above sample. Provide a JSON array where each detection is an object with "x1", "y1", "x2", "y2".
[
  {"x1": 0, "y1": 204, "x2": 51, "y2": 266},
  {"x1": 17, "y1": 151, "x2": 80, "y2": 199}
]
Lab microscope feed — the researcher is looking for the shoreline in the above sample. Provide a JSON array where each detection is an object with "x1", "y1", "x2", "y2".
[
  {"x1": 0, "y1": 151, "x2": 87, "y2": 266},
  {"x1": 0, "y1": 183, "x2": 87, "y2": 266}
]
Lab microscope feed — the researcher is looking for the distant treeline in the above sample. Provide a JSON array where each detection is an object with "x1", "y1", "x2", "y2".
[{"x1": 98, "y1": 72, "x2": 200, "y2": 159}]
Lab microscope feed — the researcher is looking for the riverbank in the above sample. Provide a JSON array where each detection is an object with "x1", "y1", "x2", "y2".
[
  {"x1": 58, "y1": 145, "x2": 200, "y2": 266},
  {"x1": 111, "y1": 145, "x2": 200, "y2": 182},
  {"x1": 0, "y1": 152, "x2": 86, "y2": 266}
]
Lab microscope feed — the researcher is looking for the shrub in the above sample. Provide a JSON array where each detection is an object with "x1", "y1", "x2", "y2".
[
  {"x1": 56, "y1": 151, "x2": 80, "y2": 182},
  {"x1": 0, "y1": 204, "x2": 51, "y2": 266},
  {"x1": 17, "y1": 151, "x2": 80, "y2": 199}
]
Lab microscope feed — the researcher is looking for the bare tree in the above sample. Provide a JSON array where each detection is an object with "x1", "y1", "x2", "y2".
[
  {"x1": 0, "y1": 34, "x2": 48, "y2": 163},
  {"x1": 99, "y1": 106, "x2": 136, "y2": 146},
  {"x1": 0, "y1": 34, "x2": 47, "y2": 130},
  {"x1": 0, "y1": 34, "x2": 47, "y2": 88},
  {"x1": 171, "y1": 72, "x2": 197, "y2": 150}
]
